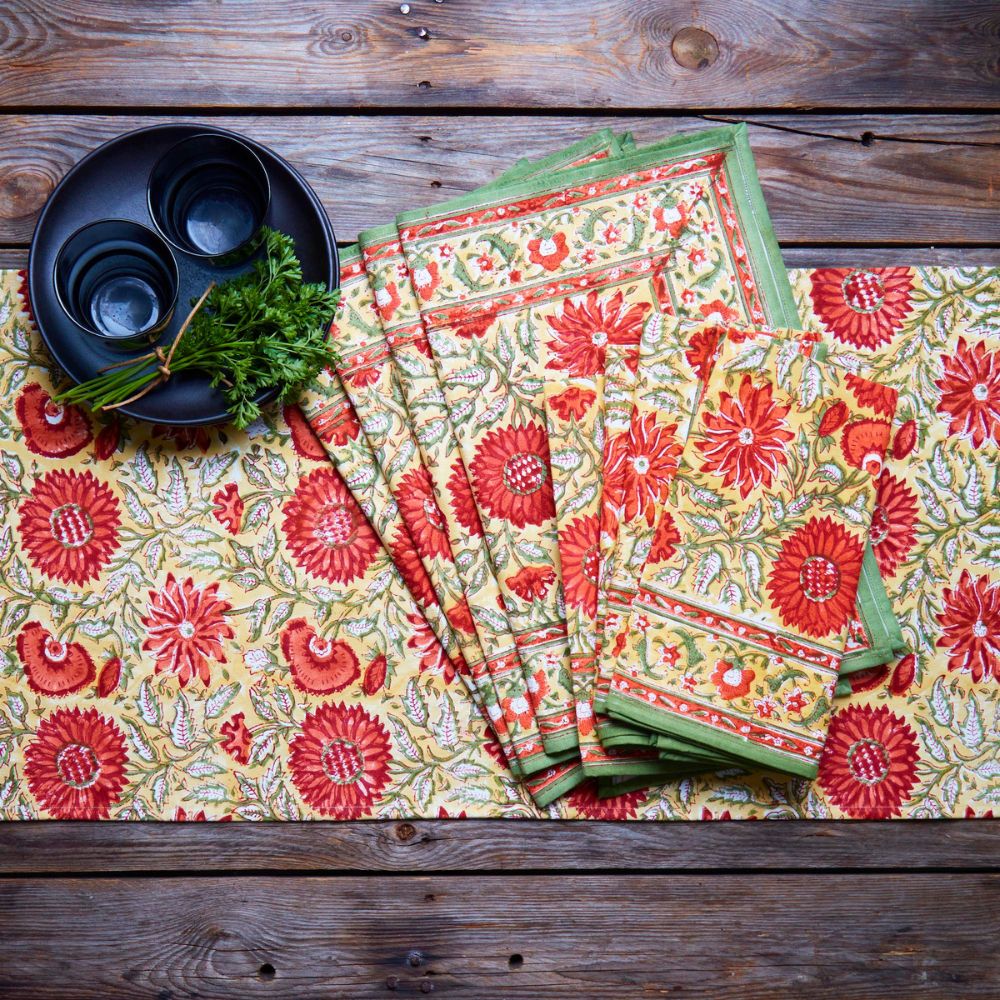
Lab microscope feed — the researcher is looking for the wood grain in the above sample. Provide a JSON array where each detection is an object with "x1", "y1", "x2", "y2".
[
  {"x1": 0, "y1": 114, "x2": 997, "y2": 246},
  {"x1": 0, "y1": 819, "x2": 996, "y2": 874},
  {"x1": 1, "y1": 873, "x2": 996, "y2": 998},
  {"x1": 1, "y1": 1, "x2": 997, "y2": 110}
]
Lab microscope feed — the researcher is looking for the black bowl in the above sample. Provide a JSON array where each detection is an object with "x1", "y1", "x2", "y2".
[{"x1": 29, "y1": 123, "x2": 338, "y2": 426}]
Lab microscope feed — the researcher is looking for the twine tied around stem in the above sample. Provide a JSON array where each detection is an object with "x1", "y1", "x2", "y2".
[{"x1": 98, "y1": 282, "x2": 215, "y2": 410}]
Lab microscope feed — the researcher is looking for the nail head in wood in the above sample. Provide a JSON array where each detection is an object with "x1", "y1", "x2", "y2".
[{"x1": 671, "y1": 27, "x2": 720, "y2": 70}]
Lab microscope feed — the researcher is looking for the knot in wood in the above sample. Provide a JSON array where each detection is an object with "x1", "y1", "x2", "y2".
[
  {"x1": 671, "y1": 27, "x2": 719, "y2": 70},
  {"x1": 395, "y1": 821, "x2": 417, "y2": 842}
]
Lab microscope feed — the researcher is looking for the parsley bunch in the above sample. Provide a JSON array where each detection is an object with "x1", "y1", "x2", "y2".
[{"x1": 57, "y1": 228, "x2": 340, "y2": 429}]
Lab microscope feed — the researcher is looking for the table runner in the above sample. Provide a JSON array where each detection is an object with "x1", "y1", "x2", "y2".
[{"x1": 1, "y1": 264, "x2": 995, "y2": 819}]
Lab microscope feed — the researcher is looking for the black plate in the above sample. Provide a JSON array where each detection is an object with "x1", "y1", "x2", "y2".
[{"x1": 29, "y1": 124, "x2": 338, "y2": 426}]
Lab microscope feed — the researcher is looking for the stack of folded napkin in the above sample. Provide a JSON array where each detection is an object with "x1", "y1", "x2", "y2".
[{"x1": 295, "y1": 124, "x2": 908, "y2": 805}]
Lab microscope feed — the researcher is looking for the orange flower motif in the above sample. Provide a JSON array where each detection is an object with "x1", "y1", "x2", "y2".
[
  {"x1": 526, "y1": 668, "x2": 550, "y2": 711},
  {"x1": 710, "y1": 660, "x2": 754, "y2": 700},
  {"x1": 211, "y1": 483, "x2": 244, "y2": 535},
  {"x1": 16, "y1": 383, "x2": 92, "y2": 458},
  {"x1": 559, "y1": 514, "x2": 600, "y2": 617},
  {"x1": 840, "y1": 418, "x2": 891, "y2": 476},
  {"x1": 16, "y1": 622, "x2": 95, "y2": 697},
  {"x1": 869, "y1": 471, "x2": 918, "y2": 578},
  {"x1": 281, "y1": 619, "x2": 360, "y2": 694},
  {"x1": 506, "y1": 565, "x2": 557, "y2": 602},
  {"x1": 845, "y1": 372, "x2": 898, "y2": 417},
  {"x1": 549, "y1": 386, "x2": 597, "y2": 420},
  {"x1": 527, "y1": 231, "x2": 570, "y2": 271}
]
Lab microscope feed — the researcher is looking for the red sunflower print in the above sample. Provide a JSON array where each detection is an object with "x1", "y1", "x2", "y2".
[
  {"x1": 311, "y1": 400, "x2": 361, "y2": 448},
  {"x1": 695, "y1": 375, "x2": 794, "y2": 499},
  {"x1": 288, "y1": 703, "x2": 393, "y2": 819},
  {"x1": 373, "y1": 278, "x2": 401, "y2": 322},
  {"x1": 211, "y1": 483, "x2": 244, "y2": 535},
  {"x1": 818, "y1": 704, "x2": 920, "y2": 818},
  {"x1": 16, "y1": 383, "x2": 92, "y2": 458},
  {"x1": 342, "y1": 363, "x2": 383, "y2": 389},
  {"x1": 220, "y1": 712, "x2": 252, "y2": 765},
  {"x1": 24, "y1": 707, "x2": 129, "y2": 819},
  {"x1": 809, "y1": 268, "x2": 914, "y2": 350},
  {"x1": 566, "y1": 779, "x2": 648, "y2": 820},
  {"x1": 389, "y1": 528, "x2": 439, "y2": 609},
  {"x1": 281, "y1": 618, "x2": 361, "y2": 694},
  {"x1": 869, "y1": 471, "x2": 918, "y2": 578},
  {"x1": 506, "y1": 565, "x2": 557, "y2": 602},
  {"x1": 396, "y1": 465, "x2": 452, "y2": 562},
  {"x1": 527, "y1": 230, "x2": 570, "y2": 271},
  {"x1": 543, "y1": 290, "x2": 648, "y2": 377},
  {"x1": 559, "y1": 514, "x2": 601, "y2": 618},
  {"x1": 935, "y1": 337, "x2": 1000, "y2": 448},
  {"x1": 766, "y1": 516, "x2": 865, "y2": 638},
  {"x1": 936, "y1": 570, "x2": 1000, "y2": 683},
  {"x1": 845, "y1": 373, "x2": 898, "y2": 418},
  {"x1": 141, "y1": 573, "x2": 235, "y2": 687},
  {"x1": 411, "y1": 259, "x2": 441, "y2": 302},
  {"x1": 710, "y1": 660, "x2": 754, "y2": 700},
  {"x1": 406, "y1": 612, "x2": 459, "y2": 682},
  {"x1": 16, "y1": 621, "x2": 96, "y2": 696},
  {"x1": 840, "y1": 418, "x2": 891, "y2": 476},
  {"x1": 470, "y1": 422, "x2": 555, "y2": 528},
  {"x1": 282, "y1": 468, "x2": 381, "y2": 584},
  {"x1": 623, "y1": 413, "x2": 683, "y2": 525},
  {"x1": 447, "y1": 459, "x2": 485, "y2": 539},
  {"x1": 548, "y1": 386, "x2": 597, "y2": 420},
  {"x1": 649, "y1": 511, "x2": 681, "y2": 564},
  {"x1": 684, "y1": 327, "x2": 722, "y2": 381},
  {"x1": 19, "y1": 469, "x2": 121, "y2": 585}
]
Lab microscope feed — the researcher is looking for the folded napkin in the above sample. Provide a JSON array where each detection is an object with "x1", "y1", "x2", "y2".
[{"x1": 607, "y1": 328, "x2": 897, "y2": 777}]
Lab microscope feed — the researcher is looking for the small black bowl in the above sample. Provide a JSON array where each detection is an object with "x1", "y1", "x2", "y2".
[
  {"x1": 148, "y1": 133, "x2": 271, "y2": 266},
  {"x1": 29, "y1": 123, "x2": 337, "y2": 427},
  {"x1": 54, "y1": 219, "x2": 179, "y2": 351}
]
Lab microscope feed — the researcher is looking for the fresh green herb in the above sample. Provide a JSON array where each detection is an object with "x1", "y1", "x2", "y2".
[{"x1": 56, "y1": 228, "x2": 341, "y2": 429}]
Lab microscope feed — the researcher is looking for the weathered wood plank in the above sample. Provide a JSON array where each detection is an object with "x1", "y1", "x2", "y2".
[
  {"x1": 5, "y1": 248, "x2": 999, "y2": 271},
  {"x1": 1, "y1": 1, "x2": 997, "y2": 110},
  {"x1": 0, "y1": 820, "x2": 996, "y2": 874},
  {"x1": 1, "y1": 874, "x2": 995, "y2": 998},
  {"x1": 0, "y1": 114, "x2": 996, "y2": 246}
]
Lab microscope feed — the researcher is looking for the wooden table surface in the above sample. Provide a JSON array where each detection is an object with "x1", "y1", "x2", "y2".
[{"x1": 1, "y1": 2, "x2": 998, "y2": 996}]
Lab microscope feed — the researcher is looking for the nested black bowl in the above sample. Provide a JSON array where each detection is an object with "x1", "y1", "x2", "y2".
[{"x1": 29, "y1": 123, "x2": 338, "y2": 427}]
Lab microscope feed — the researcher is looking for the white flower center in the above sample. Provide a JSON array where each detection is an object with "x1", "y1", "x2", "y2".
[
  {"x1": 723, "y1": 667, "x2": 743, "y2": 687},
  {"x1": 973, "y1": 619, "x2": 988, "y2": 638},
  {"x1": 591, "y1": 330, "x2": 608, "y2": 347},
  {"x1": 178, "y1": 620, "x2": 196, "y2": 639},
  {"x1": 738, "y1": 427, "x2": 754, "y2": 445},
  {"x1": 632, "y1": 455, "x2": 650, "y2": 475},
  {"x1": 973, "y1": 383, "x2": 989, "y2": 401},
  {"x1": 539, "y1": 238, "x2": 557, "y2": 256}
]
